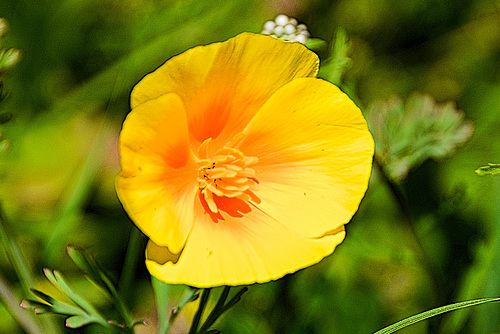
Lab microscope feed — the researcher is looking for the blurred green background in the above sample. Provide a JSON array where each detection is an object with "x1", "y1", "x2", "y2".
[{"x1": 0, "y1": 0, "x2": 499, "y2": 333}]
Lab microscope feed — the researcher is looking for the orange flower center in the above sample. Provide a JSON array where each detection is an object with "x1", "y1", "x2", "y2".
[{"x1": 197, "y1": 145, "x2": 260, "y2": 221}]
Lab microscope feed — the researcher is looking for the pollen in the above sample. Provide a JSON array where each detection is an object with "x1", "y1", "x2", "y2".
[{"x1": 197, "y1": 146, "x2": 260, "y2": 215}]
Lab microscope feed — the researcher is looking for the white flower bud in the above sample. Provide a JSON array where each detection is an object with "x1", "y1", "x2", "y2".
[
  {"x1": 275, "y1": 14, "x2": 289, "y2": 26},
  {"x1": 264, "y1": 20, "x2": 275, "y2": 31},
  {"x1": 296, "y1": 24, "x2": 307, "y2": 32},
  {"x1": 295, "y1": 34, "x2": 307, "y2": 43},
  {"x1": 274, "y1": 26, "x2": 284, "y2": 36},
  {"x1": 284, "y1": 24, "x2": 295, "y2": 34},
  {"x1": 261, "y1": 15, "x2": 310, "y2": 44},
  {"x1": 299, "y1": 30, "x2": 310, "y2": 38}
]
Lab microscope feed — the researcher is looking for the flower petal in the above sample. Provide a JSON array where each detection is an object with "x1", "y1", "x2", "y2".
[
  {"x1": 237, "y1": 77, "x2": 374, "y2": 238},
  {"x1": 116, "y1": 93, "x2": 197, "y2": 253},
  {"x1": 146, "y1": 201, "x2": 345, "y2": 287},
  {"x1": 131, "y1": 41, "x2": 219, "y2": 109},
  {"x1": 131, "y1": 33, "x2": 319, "y2": 151}
]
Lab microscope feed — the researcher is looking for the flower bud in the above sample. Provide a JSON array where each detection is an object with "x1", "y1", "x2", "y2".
[
  {"x1": 260, "y1": 14, "x2": 310, "y2": 44},
  {"x1": 0, "y1": 18, "x2": 8, "y2": 38},
  {"x1": 0, "y1": 48, "x2": 22, "y2": 72},
  {"x1": 275, "y1": 14, "x2": 288, "y2": 26}
]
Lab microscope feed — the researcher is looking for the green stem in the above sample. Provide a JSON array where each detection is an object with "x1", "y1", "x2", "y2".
[
  {"x1": 0, "y1": 203, "x2": 62, "y2": 333},
  {"x1": 0, "y1": 273, "x2": 44, "y2": 334},
  {"x1": 188, "y1": 289, "x2": 211, "y2": 334},
  {"x1": 198, "y1": 286, "x2": 231, "y2": 333},
  {"x1": 0, "y1": 202, "x2": 33, "y2": 296},
  {"x1": 118, "y1": 226, "x2": 145, "y2": 303},
  {"x1": 220, "y1": 287, "x2": 248, "y2": 313},
  {"x1": 108, "y1": 279, "x2": 135, "y2": 330},
  {"x1": 374, "y1": 159, "x2": 445, "y2": 303},
  {"x1": 166, "y1": 287, "x2": 198, "y2": 332},
  {"x1": 152, "y1": 277, "x2": 171, "y2": 334},
  {"x1": 198, "y1": 286, "x2": 248, "y2": 334}
]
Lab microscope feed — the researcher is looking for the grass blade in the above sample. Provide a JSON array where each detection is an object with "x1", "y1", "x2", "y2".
[{"x1": 374, "y1": 297, "x2": 500, "y2": 334}]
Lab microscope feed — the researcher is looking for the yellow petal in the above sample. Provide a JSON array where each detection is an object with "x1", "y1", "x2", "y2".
[
  {"x1": 131, "y1": 41, "x2": 219, "y2": 109},
  {"x1": 146, "y1": 200, "x2": 345, "y2": 287},
  {"x1": 119, "y1": 93, "x2": 190, "y2": 171},
  {"x1": 237, "y1": 78, "x2": 374, "y2": 238},
  {"x1": 116, "y1": 93, "x2": 197, "y2": 253},
  {"x1": 131, "y1": 33, "x2": 319, "y2": 151}
]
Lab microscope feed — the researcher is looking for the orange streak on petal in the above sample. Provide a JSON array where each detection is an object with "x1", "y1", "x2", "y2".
[{"x1": 188, "y1": 91, "x2": 231, "y2": 143}]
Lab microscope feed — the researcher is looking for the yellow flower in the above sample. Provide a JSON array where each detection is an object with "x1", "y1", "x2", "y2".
[{"x1": 116, "y1": 33, "x2": 374, "y2": 288}]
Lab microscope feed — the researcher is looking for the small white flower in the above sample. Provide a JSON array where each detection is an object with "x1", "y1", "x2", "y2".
[
  {"x1": 275, "y1": 14, "x2": 289, "y2": 26},
  {"x1": 260, "y1": 14, "x2": 310, "y2": 44},
  {"x1": 264, "y1": 20, "x2": 275, "y2": 31}
]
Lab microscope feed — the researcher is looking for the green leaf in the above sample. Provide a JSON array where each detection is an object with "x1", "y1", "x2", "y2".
[
  {"x1": 29, "y1": 288, "x2": 57, "y2": 305},
  {"x1": 373, "y1": 297, "x2": 500, "y2": 334},
  {"x1": 66, "y1": 245, "x2": 110, "y2": 295},
  {"x1": 320, "y1": 28, "x2": 351, "y2": 86},
  {"x1": 20, "y1": 299, "x2": 53, "y2": 315},
  {"x1": 367, "y1": 93, "x2": 474, "y2": 182},
  {"x1": 65, "y1": 315, "x2": 94, "y2": 329},
  {"x1": 22, "y1": 292, "x2": 86, "y2": 317},
  {"x1": 475, "y1": 163, "x2": 500, "y2": 176},
  {"x1": 66, "y1": 245, "x2": 135, "y2": 329},
  {"x1": 304, "y1": 38, "x2": 327, "y2": 51}
]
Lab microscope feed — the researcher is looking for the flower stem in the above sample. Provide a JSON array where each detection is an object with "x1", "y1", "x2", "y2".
[
  {"x1": 374, "y1": 159, "x2": 445, "y2": 303},
  {"x1": 188, "y1": 288, "x2": 211, "y2": 334},
  {"x1": 118, "y1": 226, "x2": 145, "y2": 304},
  {"x1": 166, "y1": 287, "x2": 199, "y2": 333},
  {"x1": 152, "y1": 277, "x2": 171, "y2": 334}
]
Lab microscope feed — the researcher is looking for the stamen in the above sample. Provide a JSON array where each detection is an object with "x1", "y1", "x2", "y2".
[{"x1": 197, "y1": 144, "x2": 260, "y2": 217}]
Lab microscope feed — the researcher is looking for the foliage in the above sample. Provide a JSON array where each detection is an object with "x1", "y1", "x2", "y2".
[
  {"x1": 0, "y1": 1, "x2": 499, "y2": 333},
  {"x1": 21, "y1": 246, "x2": 140, "y2": 332},
  {"x1": 367, "y1": 93, "x2": 474, "y2": 182}
]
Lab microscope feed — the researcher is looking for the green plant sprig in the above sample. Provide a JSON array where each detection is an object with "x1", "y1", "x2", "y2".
[{"x1": 22, "y1": 246, "x2": 143, "y2": 332}]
